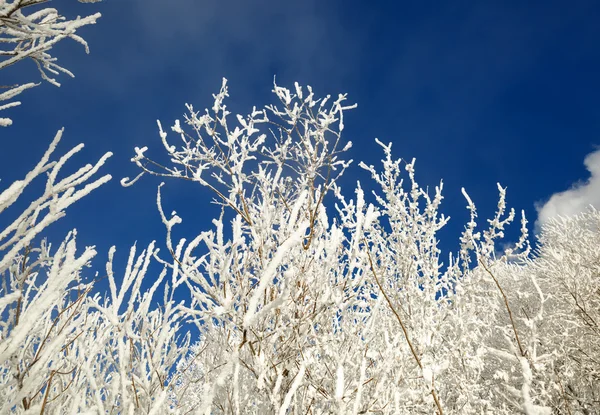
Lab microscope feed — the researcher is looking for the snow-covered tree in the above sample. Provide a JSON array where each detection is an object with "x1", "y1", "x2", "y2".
[
  {"x1": 0, "y1": 129, "x2": 112, "y2": 411},
  {"x1": 532, "y1": 210, "x2": 600, "y2": 413},
  {"x1": 1, "y1": 1, "x2": 598, "y2": 411},
  {"x1": 129, "y1": 79, "x2": 595, "y2": 414},
  {"x1": 3, "y1": 74, "x2": 599, "y2": 413}
]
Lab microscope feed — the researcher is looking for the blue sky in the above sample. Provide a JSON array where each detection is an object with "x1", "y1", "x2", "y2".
[{"x1": 2, "y1": 0, "x2": 599, "y2": 263}]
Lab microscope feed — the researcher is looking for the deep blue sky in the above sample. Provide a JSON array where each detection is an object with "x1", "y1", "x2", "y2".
[{"x1": 2, "y1": 0, "x2": 599, "y2": 264}]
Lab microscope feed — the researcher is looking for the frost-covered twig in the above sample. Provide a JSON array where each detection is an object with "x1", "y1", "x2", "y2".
[{"x1": 0, "y1": 0, "x2": 101, "y2": 126}]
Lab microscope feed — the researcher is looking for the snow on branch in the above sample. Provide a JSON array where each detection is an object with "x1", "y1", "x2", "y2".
[{"x1": 0, "y1": 0, "x2": 101, "y2": 126}]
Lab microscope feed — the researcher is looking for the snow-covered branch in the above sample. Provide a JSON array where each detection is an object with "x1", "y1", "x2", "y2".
[{"x1": 0, "y1": 0, "x2": 101, "y2": 126}]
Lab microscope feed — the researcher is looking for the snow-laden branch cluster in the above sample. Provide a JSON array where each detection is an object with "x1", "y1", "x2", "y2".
[
  {"x1": 0, "y1": 132, "x2": 192, "y2": 413},
  {"x1": 0, "y1": 0, "x2": 101, "y2": 127},
  {"x1": 1, "y1": 7, "x2": 598, "y2": 408},
  {"x1": 2, "y1": 72, "x2": 599, "y2": 413},
  {"x1": 120, "y1": 81, "x2": 599, "y2": 414}
]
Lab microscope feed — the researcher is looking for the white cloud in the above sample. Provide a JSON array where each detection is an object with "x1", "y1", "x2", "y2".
[{"x1": 536, "y1": 148, "x2": 600, "y2": 230}]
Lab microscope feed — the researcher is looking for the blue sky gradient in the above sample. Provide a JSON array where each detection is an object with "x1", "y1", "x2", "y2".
[{"x1": 2, "y1": 0, "x2": 599, "y2": 265}]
